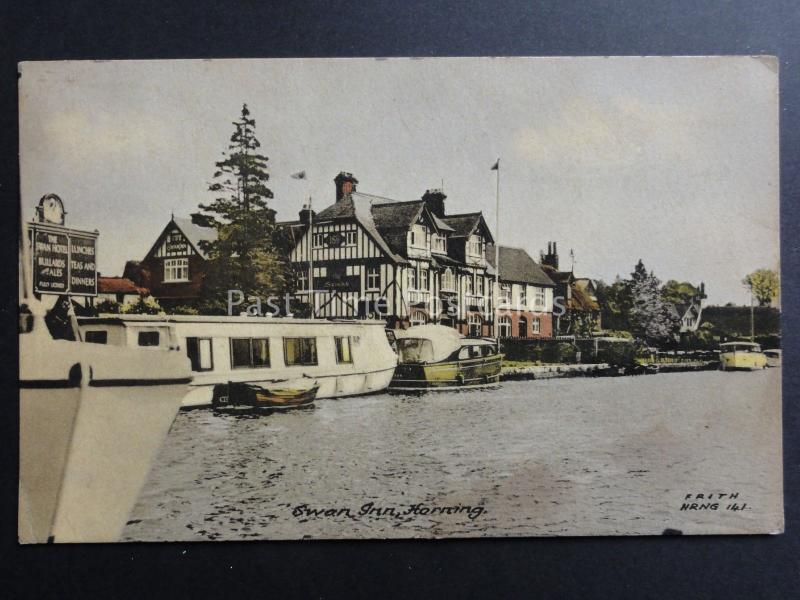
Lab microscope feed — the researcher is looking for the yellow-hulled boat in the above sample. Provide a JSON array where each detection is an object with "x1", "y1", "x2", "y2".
[
  {"x1": 719, "y1": 342, "x2": 767, "y2": 371},
  {"x1": 389, "y1": 324, "x2": 501, "y2": 390}
]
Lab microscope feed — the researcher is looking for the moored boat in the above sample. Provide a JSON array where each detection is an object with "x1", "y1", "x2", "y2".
[
  {"x1": 19, "y1": 300, "x2": 190, "y2": 543},
  {"x1": 78, "y1": 315, "x2": 398, "y2": 408},
  {"x1": 719, "y1": 341, "x2": 767, "y2": 371},
  {"x1": 214, "y1": 380, "x2": 319, "y2": 410},
  {"x1": 763, "y1": 349, "x2": 781, "y2": 368},
  {"x1": 389, "y1": 324, "x2": 502, "y2": 390}
]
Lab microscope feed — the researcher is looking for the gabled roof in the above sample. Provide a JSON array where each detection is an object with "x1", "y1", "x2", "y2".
[
  {"x1": 145, "y1": 216, "x2": 218, "y2": 261},
  {"x1": 569, "y1": 285, "x2": 600, "y2": 311},
  {"x1": 486, "y1": 245, "x2": 555, "y2": 286},
  {"x1": 541, "y1": 264, "x2": 575, "y2": 284},
  {"x1": 171, "y1": 217, "x2": 218, "y2": 257}
]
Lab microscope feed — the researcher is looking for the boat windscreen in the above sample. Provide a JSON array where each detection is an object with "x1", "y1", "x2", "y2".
[{"x1": 397, "y1": 338, "x2": 435, "y2": 364}]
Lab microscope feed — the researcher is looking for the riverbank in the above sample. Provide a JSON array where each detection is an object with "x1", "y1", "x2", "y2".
[{"x1": 501, "y1": 360, "x2": 719, "y2": 381}]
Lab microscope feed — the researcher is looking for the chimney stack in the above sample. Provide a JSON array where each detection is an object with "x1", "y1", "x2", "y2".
[
  {"x1": 422, "y1": 188, "x2": 447, "y2": 218},
  {"x1": 541, "y1": 241, "x2": 559, "y2": 270},
  {"x1": 299, "y1": 205, "x2": 316, "y2": 226},
  {"x1": 334, "y1": 172, "x2": 359, "y2": 202}
]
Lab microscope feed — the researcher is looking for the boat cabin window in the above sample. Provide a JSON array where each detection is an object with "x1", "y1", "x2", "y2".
[
  {"x1": 284, "y1": 337, "x2": 318, "y2": 366},
  {"x1": 186, "y1": 337, "x2": 214, "y2": 371},
  {"x1": 335, "y1": 336, "x2": 353, "y2": 364},
  {"x1": 84, "y1": 330, "x2": 108, "y2": 345},
  {"x1": 138, "y1": 331, "x2": 160, "y2": 347},
  {"x1": 458, "y1": 345, "x2": 482, "y2": 360},
  {"x1": 230, "y1": 337, "x2": 271, "y2": 369},
  {"x1": 396, "y1": 338, "x2": 434, "y2": 363}
]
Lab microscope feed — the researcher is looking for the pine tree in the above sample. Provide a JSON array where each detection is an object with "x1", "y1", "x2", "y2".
[{"x1": 192, "y1": 104, "x2": 288, "y2": 311}]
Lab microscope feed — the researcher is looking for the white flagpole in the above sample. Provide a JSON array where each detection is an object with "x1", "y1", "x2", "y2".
[{"x1": 494, "y1": 159, "x2": 501, "y2": 343}]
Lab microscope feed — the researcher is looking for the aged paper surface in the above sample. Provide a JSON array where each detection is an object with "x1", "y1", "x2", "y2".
[{"x1": 19, "y1": 57, "x2": 781, "y2": 542}]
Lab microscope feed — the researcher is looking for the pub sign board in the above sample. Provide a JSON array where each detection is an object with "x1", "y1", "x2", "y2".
[{"x1": 30, "y1": 222, "x2": 98, "y2": 296}]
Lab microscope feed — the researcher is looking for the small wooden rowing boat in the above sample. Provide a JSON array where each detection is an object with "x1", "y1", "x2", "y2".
[{"x1": 214, "y1": 380, "x2": 318, "y2": 409}]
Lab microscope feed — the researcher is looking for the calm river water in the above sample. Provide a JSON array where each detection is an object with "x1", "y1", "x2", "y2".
[{"x1": 123, "y1": 369, "x2": 782, "y2": 541}]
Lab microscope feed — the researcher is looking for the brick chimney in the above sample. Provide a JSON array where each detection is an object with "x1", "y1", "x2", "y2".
[
  {"x1": 422, "y1": 188, "x2": 447, "y2": 218},
  {"x1": 541, "y1": 241, "x2": 559, "y2": 270},
  {"x1": 334, "y1": 172, "x2": 358, "y2": 202}
]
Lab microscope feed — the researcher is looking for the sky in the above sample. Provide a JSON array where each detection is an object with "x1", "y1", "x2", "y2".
[{"x1": 19, "y1": 57, "x2": 779, "y2": 305}]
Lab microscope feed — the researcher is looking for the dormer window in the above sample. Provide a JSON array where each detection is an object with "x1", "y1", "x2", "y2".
[
  {"x1": 409, "y1": 224, "x2": 428, "y2": 249},
  {"x1": 432, "y1": 234, "x2": 447, "y2": 253},
  {"x1": 467, "y1": 235, "x2": 484, "y2": 257}
]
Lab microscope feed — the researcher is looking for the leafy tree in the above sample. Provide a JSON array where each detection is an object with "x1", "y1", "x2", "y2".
[
  {"x1": 192, "y1": 104, "x2": 289, "y2": 310},
  {"x1": 629, "y1": 263, "x2": 681, "y2": 344},
  {"x1": 595, "y1": 277, "x2": 632, "y2": 332},
  {"x1": 743, "y1": 268, "x2": 780, "y2": 306},
  {"x1": 121, "y1": 295, "x2": 164, "y2": 315},
  {"x1": 661, "y1": 280, "x2": 701, "y2": 307}
]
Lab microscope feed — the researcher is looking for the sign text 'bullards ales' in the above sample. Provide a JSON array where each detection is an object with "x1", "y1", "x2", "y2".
[{"x1": 30, "y1": 194, "x2": 99, "y2": 296}]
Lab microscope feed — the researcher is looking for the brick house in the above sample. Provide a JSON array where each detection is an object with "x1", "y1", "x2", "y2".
[
  {"x1": 125, "y1": 216, "x2": 217, "y2": 309},
  {"x1": 487, "y1": 245, "x2": 555, "y2": 338}
]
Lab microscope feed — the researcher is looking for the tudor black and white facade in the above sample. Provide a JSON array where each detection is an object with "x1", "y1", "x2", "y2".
[{"x1": 280, "y1": 172, "x2": 496, "y2": 335}]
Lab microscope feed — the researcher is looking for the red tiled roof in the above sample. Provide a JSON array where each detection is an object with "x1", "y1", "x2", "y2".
[{"x1": 98, "y1": 276, "x2": 148, "y2": 295}]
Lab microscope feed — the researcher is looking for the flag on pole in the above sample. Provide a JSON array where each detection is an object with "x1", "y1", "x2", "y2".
[
  {"x1": 290, "y1": 170, "x2": 306, "y2": 179},
  {"x1": 490, "y1": 159, "x2": 499, "y2": 171}
]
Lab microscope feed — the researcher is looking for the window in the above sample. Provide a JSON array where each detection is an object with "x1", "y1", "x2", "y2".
[
  {"x1": 409, "y1": 224, "x2": 427, "y2": 248},
  {"x1": 468, "y1": 235, "x2": 483, "y2": 257},
  {"x1": 499, "y1": 284, "x2": 511, "y2": 305},
  {"x1": 366, "y1": 266, "x2": 381, "y2": 290},
  {"x1": 284, "y1": 337, "x2": 318, "y2": 366},
  {"x1": 442, "y1": 268, "x2": 455, "y2": 291},
  {"x1": 163, "y1": 258, "x2": 189, "y2": 282},
  {"x1": 476, "y1": 276, "x2": 484, "y2": 295},
  {"x1": 298, "y1": 270, "x2": 309, "y2": 291},
  {"x1": 407, "y1": 268, "x2": 417, "y2": 290},
  {"x1": 419, "y1": 269, "x2": 429, "y2": 291},
  {"x1": 532, "y1": 317, "x2": 541, "y2": 334},
  {"x1": 498, "y1": 316, "x2": 512, "y2": 338},
  {"x1": 520, "y1": 287, "x2": 527, "y2": 308},
  {"x1": 432, "y1": 234, "x2": 447, "y2": 253},
  {"x1": 84, "y1": 330, "x2": 107, "y2": 344},
  {"x1": 534, "y1": 288, "x2": 546, "y2": 309},
  {"x1": 468, "y1": 314, "x2": 482, "y2": 337},
  {"x1": 335, "y1": 336, "x2": 353, "y2": 364},
  {"x1": 230, "y1": 338, "x2": 271, "y2": 369},
  {"x1": 186, "y1": 337, "x2": 214, "y2": 371},
  {"x1": 410, "y1": 311, "x2": 427, "y2": 326},
  {"x1": 465, "y1": 275, "x2": 473, "y2": 295},
  {"x1": 345, "y1": 230, "x2": 357, "y2": 246},
  {"x1": 138, "y1": 331, "x2": 160, "y2": 347},
  {"x1": 312, "y1": 233, "x2": 325, "y2": 248}
]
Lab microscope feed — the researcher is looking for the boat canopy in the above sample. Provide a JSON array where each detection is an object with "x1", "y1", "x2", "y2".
[
  {"x1": 394, "y1": 324, "x2": 463, "y2": 363},
  {"x1": 719, "y1": 342, "x2": 762, "y2": 352}
]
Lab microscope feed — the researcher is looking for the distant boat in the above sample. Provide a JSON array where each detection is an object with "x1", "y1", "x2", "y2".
[
  {"x1": 389, "y1": 324, "x2": 502, "y2": 390},
  {"x1": 763, "y1": 349, "x2": 782, "y2": 368},
  {"x1": 719, "y1": 342, "x2": 767, "y2": 371},
  {"x1": 215, "y1": 380, "x2": 319, "y2": 410},
  {"x1": 78, "y1": 315, "x2": 398, "y2": 408}
]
